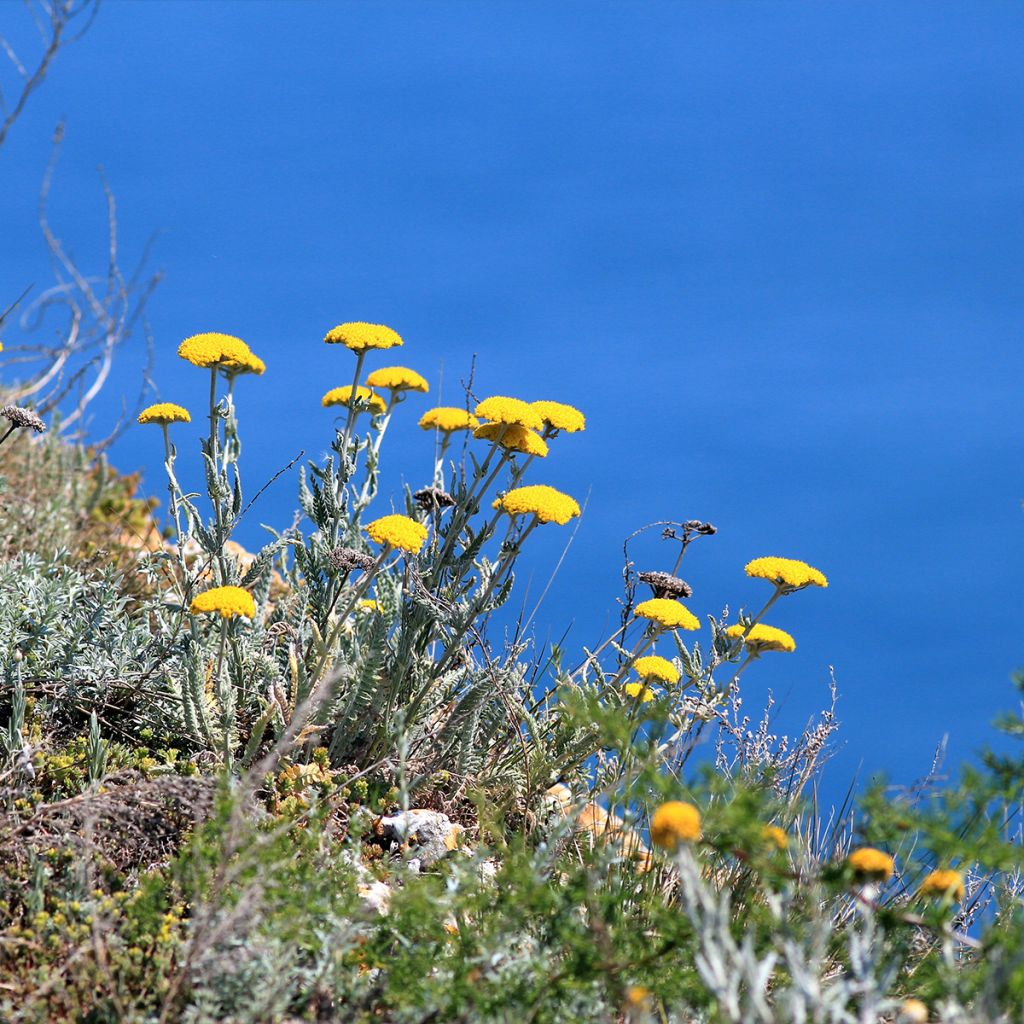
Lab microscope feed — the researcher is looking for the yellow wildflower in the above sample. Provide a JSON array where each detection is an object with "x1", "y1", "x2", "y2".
[
  {"x1": 324, "y1": 322, "x2": 403, "y2": 351},
  {"x1": 365, "y1": 366, "x2": 429, "y2": 393},
  {"x1": 725, "y1": 623, "x2": 796, "y2": 653},
  {"x1": 634, "y1": 598, "x2": 700, "y2": 631},
  {"x1": 899, "y1": 999, "x2": 929, "y2": 1023},
  {"x1": 190, "y1": 586, "x2": 256, "y2": 619},
  {"x1": 357, "y1": 599, "x2": 381, "y2": 614},
  {"x1": 224, "y1": 349, "x2": 266, "y2": 376},
  {"x1": 418, "y1": 407, "x2": 479, "y2": 432},
  {"x1": 624, "y1": 682, "x2": 655, "y2": 703},
  {"x1": 321, "y1": 385, "x2": 387, "y2": 415},
  {"x1": 531, "y1": 400, "x2": 585, "y2": 433},
  {"x1": 847, "y1": 847, "x2": 895, "y2": 880},
  {"x1": 745, "y1": 556, "x2": 828, "y2": 591},
  {"x1": 918, "y1": 868, "x2": 965, "y2": 902},
  {"x1": 178, "y1": 333, "x2": 257, "y2": 372},
  {"x1": 632, "y1": 655, "x2": 680, "y2": 685},
  {"x1": 473, "y1": 422, "x2": 548, "y2": 457},
  {"x1": 365, "y1": 514, "x2": 428, "y2": 554},
  {"x1": 474, "y1": 396, "x2": 544, "y2": 430},
  {"x1": 492, "y1": 484, "x2": 581, "y2": 525},
  {"x1": 137, "y1": 403, "x2": 191, "y2": 426},
  {"x1": 624, "y1": 986, "x2": 651, "y2": 1009},
  {"x1": 650, "y1": 801, "x2": 702, "y2": 850},
  {"x1": 762, "y1": 825, "x2": 788, "y2": 850}
]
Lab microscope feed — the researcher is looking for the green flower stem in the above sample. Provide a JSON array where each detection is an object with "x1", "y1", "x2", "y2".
[
  {"x1": 214, "y1": 618, "x2": 232, "y2": 768},
  {"x1": 719, "y1": 584, "x2": 783, "y2": 691},
  {"x1": 160, "y1": 424, "x2": 187, "y2": 589},
  {"x1": 208, "y1": 368, "x2": 229, "y2": 583},
  {"x1": 338, "y1": 349, "x2": 367, "y2": 476}
]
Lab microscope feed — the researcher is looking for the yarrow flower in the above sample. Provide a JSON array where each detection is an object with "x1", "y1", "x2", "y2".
[
  {"x1": 637, "y1": 570, "x2": 692, "y2": 599},
  {"x1": 634, "y1": 598, "x2": 700, "y2": 631},
  {"x1": 357, "y1": 599, "x2": 381, "y2": 614},
  {"x1": 918, "y1": 868, "x2": 965, "y2": 902},
  {"x1": 624, "y1": 682, "x2": 655, "y2": 703},
  {"x1": 418, "y1": 407, "x2": 480, "y2": 432},
  {"x1": 321, "y1": 385, "x2": 387, "y2": 415},
  {"x1": 1, "y1": 405, "x2": 46, "y2": 433},
  {"x1": 492, "y1": 485, "x2": 581, "y2": 526},
  {"x1": 365, "y1": 366, "x2": 429, "y2": 393},
  {"x1": 725, "y1": 623, "x2": 796, "y2": 653},
  {"x1": 365, "y1": 514, "x2": 428, "y2": 554},
  {"x1": 745, "y1": 556, "x2": 828, "y2": 592},
  {"x1": 650, "y1": 801, "x2": 702, "y2": 850},
  {"x1": 762, "y1": 825, "x2": 789, "y2": 850},
  {"x1": 474, "y1": 396, "x2": 544, "y2": 431},
  {"x1": 324, "y1": 322, "x2": 403, "y2": 351},
  {"x1": 847, "y1": 847, "x2": 895, "y2": 880},
  {"x1": 177, "y1": 333, "x2": 265, "y2": 375},
  {"x1": 137, "y1": 403, "x2": 191, "y2": 426},
  {"x1": 531, "y1": 400, "x2": 585, "y2": 433},
  {"x1": 413, "y1": 486, "x2": 456, "y2": 510},
  {"x1": 327, "y1": 547, "x2": 377, "y2": 574},
  {"x1": 473, "y1": 422, "x2": 549, "y2": 457},
  {"x1": 632, "y1": 655, "x2": 680, "y2": 685},
  {"x1": 190, "y1": 586, "x2": 256, "y2": 619}
]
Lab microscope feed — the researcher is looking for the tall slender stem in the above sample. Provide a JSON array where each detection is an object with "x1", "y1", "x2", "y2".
[{"x1": 208, "y1": 368, "x2": 229, "y2": 582}]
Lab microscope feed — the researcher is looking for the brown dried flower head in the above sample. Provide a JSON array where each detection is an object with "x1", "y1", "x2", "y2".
[
  {"x1": 637, "y1": 570, "x2": 693, "y2": 600},
  {"x1": 328, "y1": 547, "x2": 377, "y2": 574},
  {"x1": 414, "y1": 486, "x2": 456, "y2": 511},
  {"x1": 1, "y1": 405, "x2": 46, "y2": 433}
]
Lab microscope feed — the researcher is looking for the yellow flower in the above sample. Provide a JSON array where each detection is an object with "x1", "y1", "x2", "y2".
[
  {"x1": 918, "y1": 868, "x2": 965, "y2": 902},
  {"x1": 650, "y1": 801, "x2": 702, "y2": 850},
  {"x1": 624, "y1": 682, "x2": 655, "y2": 703},
  {"x1": 418, "y1": 406, "x2": 479, "y2": 432},
  {"x1": 324, "y1": 322, "x2": 403, "y2": 351},
  {"x1": 847, "y1": 847, "x2": 894, "y2": 880},
  {"x1": 365, "y1": 366, "x2": 429, "y2": 393},
  {"x1": 474, "y1": 396, "x2": 544, "y2": 430},
  {"x1": 634, "y1": 598, "x2": 700, "y2": 631},
  {"x1": 190, "y1": 586, "x2": 256, "y2": 619},
  {"x1": 473, "y1": 422, "x2": 549, "y2": 457},
  {"x1": 899, "y1": 999, "x2": 929, "y2": 1023},
  {"x1": 531, "y1": 400, "x2": 585, "y2": 433},
  {"x1": 624, "y1": 986, "x2": 651, "y2": 1009},
  {"x1": 761, "y1": 825, "x2": 789, "y2": 850},
  {"x1": 745, "y1": 557, "x2": 828, "y2": 592},
  {"x1": 632, "y1": 655, "x2": 680, "y2": 684},
  {"x1": 224, "y1": 349, "x2": 266, "y2": 376},
  {"x1": 137, "y1": 403, "x2": 191, "y2": 426},
  {"x1": 177, "y1": 333, "x2": 264, "y2": 374},
  {"x1": 357, "y1": 599, "x2": 381, "y2": 614},
  {"x1": 365, "y1": 514, "x2": 428, "y2": 554},
  {"x1": 492, "y1": 484, "x2": 581, "y2": 525},
  {"x1": 725, "y1": 623, "x2": 796, "y2": 653},
  {"x1": 321, "y1": 385, "x2": 387, "y2": 415}
]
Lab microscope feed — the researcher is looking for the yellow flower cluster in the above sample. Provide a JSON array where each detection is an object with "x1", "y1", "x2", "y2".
[
  {"x1": 492, "y1": 484, "x2": 581, "y2": 525},
  {"x1": 632, "y1": 655, "x2": 680, "y2": 684},
  {"x1": 178, "y1": 333, "x2": 266, "y2": 375},
  {"x1": 531, "y1": 400, "x2": 585, "y2": 433},
  {"x1": 762, "y1": 824, "x2": 788, "y2": 850},
  {"x1": 847, "y1": 847, "x2": 895, "y2": 880},
  {"x1": 190, "y1": 586, "x2": 256, "y2": 619},
  {"x1": 324, "y1": 322, "x2": 404, "y2": 351},
  {"x1": 918, "y1": 868, "x2": 965, "y2": 901},
  {"x1": 650, "y1": 801, "x2": 702, "y2": 850},
  {"x1": 137, "y1": 403, "x2": 191, "y2": 426},
  {"x1": 322, "y1": 385, "x2": 387, "y2": 415},
  {"x1": 365, "y1": 366, "x2": 429, "y2": 393},
  {"x1": 365, "y1": 514, "x2": 428, "y2": 554},
  {"x1": 726, "y1": 623, "x2": 796, "y2": 653},
  {"x1": 419, "y1": 407, "x2": 479, "y2": 432},
  {"x1": 473, "y1": 422, "x2": 549, "y2": 457},
  {"x1": 634, "y1": 598, "x2": 700, "y2": 631},
  {"x1": 624, "y1": 682, "x2": 655, "y2": 703},
  {"x1": 745, "y1": 556, "x2": 828, "y2": 591},
  {"x1": 474, "y1": 396, "x2": 544, "y2": 430}
]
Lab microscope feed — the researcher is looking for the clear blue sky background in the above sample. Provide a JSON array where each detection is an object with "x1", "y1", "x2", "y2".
[{"x1": 2, "y1": 2, "x2": 1022, "y2": 798}]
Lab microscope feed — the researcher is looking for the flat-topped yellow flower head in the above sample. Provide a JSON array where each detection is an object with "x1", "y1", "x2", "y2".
[
  {"x1": 474, "y1": 396, "x2": 544, "y2": 430},
  {"x1": 190, "y1": 586, "x2": 256, "y2": 619},
  {"x1": 531, "y1": 400, "x2": 585, "y2": 433},
  {"x1": 138, "y1": 403, "x2": 191, "y2": 426},
  {"x1": 634, "y1": 598, "x2": 700, "y2": 631},
  {"x1": 492, "y1": 484, "x2": 581, "y2": 525},
  {"x1": 650, "y1": 801, "x2": 702, "y2": 850},
  {"x1": 847, "y1": 847, "x2": 894, "y2": 881},
  {"x1": 365, "y1": 366, "x2": 429, "y2": 393},
  {"x1": 918, "y1": 868, "x2": 965, "y2": 901},
  {"x1": 419, "y1": 407, "x2": 479, "y2": 432},
  {"x1": 224, "y1": 349, "x2": 266, "y2": 376},
  {"x1": 365, "y1": 514, "x2": 428, "y2": 554},
  {"x1": 726, "y1": 623, "x2": 796, "y2": 653},
  {"x1": 632, "y1": 655, "x2": 680, "y2": 685},
  {"x1": 762, "y1": 825, "x2": 789, "y2": 850},
  {"x1": 324, "y1": 322, "x2": 403, "y2": 351},
  {"x1": 745, "y1": 557, "x2": 828, "y2": 592},
  {"x1": 178, "y1": 333, "x2": 263, "y2": 374},
  {"x1": 624, "y1": 682, "x2": 655, "y2": 703},
  {"x1": 473, "y1": 422, "x2": 549, "y2": 457},
  {"x1": 321, "y1": 385, "x2": 387, "y2": 415}
]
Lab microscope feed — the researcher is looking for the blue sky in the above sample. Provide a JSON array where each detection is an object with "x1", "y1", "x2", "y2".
[{"x1": 2, "y1": 1, "x2": 1022, "y2": 796}]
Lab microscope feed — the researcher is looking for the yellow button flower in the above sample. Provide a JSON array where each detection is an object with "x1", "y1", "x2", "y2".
[
  {"x1": 178, "y1": 333, "x2": 264, "y2": 374},
  {"x1": 650, "y1": 801, "x2": 702, "y2": 850},
  {"x1": 745, "y1": 557, "x2": 828, "y2": 592},
  {"x1": 918, "y1": 868, "x2": 965, "y2": 901},
  {"x1": 474, "y1": 396, "x2": 544, "y2": 430},
  {"x1": 492, "y1": 485, "x2": 581, "y2": 526},
  {"x1": 847, "y1": 847, "x2": 895, "y2": 881},
  {"x1": 419, "y1": 407, "x2": 479, "y2": 432},
  {"x1": 634, "y1": 598, "x2": 700, "y2": 631},
  {"x1": 321, "y1": 385, "x2": 387, "y2": 415},
  {"x1": 761, "y1": 825, "x2": 789, "y2": 850},
  {"x1": 365, "y1": 366, "x2": 429, "y2": 393},
  {"x1": 365, "y1": 514, "x2": 428, "y2": 554},
  {"x1": 624, "y1": 682, "x2": 655, "y2": 703},
  {"x1": 190, "y1": 586, "x2": 256, "y2": 619},
  {"x1": 473, "y1": 422, "x2": 548, "y2": 457},
  {"x1": 531, "y1": 400, "x2": 585, "y2": 433},
  {"x1": 725, "y1": 623, "x2": 796, "y2": 653},
  {"x1": 632, "y1": 655, "x2": 680, "y2": 685},
  {"x1": 324, "y1": 322, "x2": 403, "y2": 351},
  {"x1": 137, "y1": 403, "x2": 191, "y2": 425}
]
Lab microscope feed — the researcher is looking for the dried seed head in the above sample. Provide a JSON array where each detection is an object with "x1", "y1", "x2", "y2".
[
  {"x1": 328, "y1": 546, "x2": 376, "y2": 574},
  {"x1": 696, "y1": 521, "x2": 717, "y2": 535},
  {"x1": 637, "y1": 570, "x2": 693, "y2": 600},
  {"x1": 683, "y1": 519, "x2": 717, "y2": 535},
  {"x1": 1, "y1": 405, "x2": 45, "y2": 433},
  {"x1": 414, "y1": 486, "x2": 456, "y2": 510}
]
